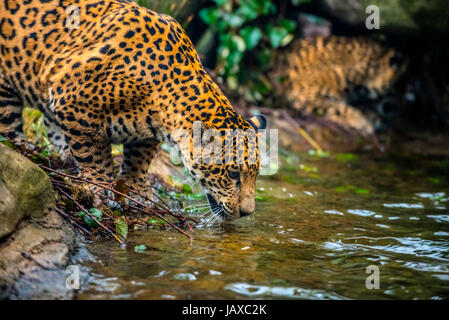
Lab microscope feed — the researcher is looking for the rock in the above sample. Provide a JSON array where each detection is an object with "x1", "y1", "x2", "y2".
[
  {"x1": 0, "y1": 144, "x2": 77, "y2": 299},
  {"x1": 307, "y1": 0, "x2": 449, "y2": 36},
  {"x1": 0, "y1": 144, "x2": 54, "y2": 239}
]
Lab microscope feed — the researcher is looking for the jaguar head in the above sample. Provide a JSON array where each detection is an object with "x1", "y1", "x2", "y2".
[{"x1": 176, "y1": 114, "x2": 267, "y2": 219}]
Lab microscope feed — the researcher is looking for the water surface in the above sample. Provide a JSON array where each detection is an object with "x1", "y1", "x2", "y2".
[{"x1": 76, "y1": 151, "x2": 449, "y2": 299}]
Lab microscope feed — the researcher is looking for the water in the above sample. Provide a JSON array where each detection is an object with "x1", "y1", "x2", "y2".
[{"x1": 76, "y1": 151, "x2": 449, "y2": 299}]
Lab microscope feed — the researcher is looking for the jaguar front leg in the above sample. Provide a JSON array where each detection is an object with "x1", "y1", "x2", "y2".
[
  {"x1": 56, "y1": 114, "x2": 114, "y2": 182},
  {"x1": 118, "y1": 139, "x2": 160, "y2": 207},
  {"x1": 43, "y1": 114, "x2": 73, "y2": 164},
  {"x1": 0, "y1": 82, "x2": 25, "y2": 143}
]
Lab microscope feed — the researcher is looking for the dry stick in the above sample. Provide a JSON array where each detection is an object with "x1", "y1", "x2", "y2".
[
  {"x1": 95, "y1": 192, "x2": 151, "y2": 226},
  {"x1": 99, "y1": 193, "x2": 197, "y2": 227},
  {"x1": 42, "y1": 165, "x2": 193, "y2": 240},
  {"x1": 56, "y1": 185, "x2": 121, "y2": 238},
  {"x1": 53, "y1": 172, "x2": 192, "y2": 225},
  {"x1": 55, "y1": 206, "x2": 92, "y2": 236},
  {"x1": 53, "y1": 180, "x2": 115, "y2": 223},
  {"x1": 124, "y1": 190, "x2": 198, "y2": 224},
  {"x1": 87, "y1": 184, "x2": 193, "y2": 239},
  {"x1": 128, "y1": 188, "x2": 172, "y2": 212},
  {"x1": 55, "y1": 186, "x2": 127, "y2": 247},
  {"x1": 280, "y1": 109, "x2": 324, "y2": 153},
  {"x1": 46, "y1": 166, "x2": 190, "y2": 227},
  {"x1": 42, "y1": 165, "x2": 171, "y2": 213},
  {"x1": 280, "y1": 109, "x2": 384, "y2": 152}
]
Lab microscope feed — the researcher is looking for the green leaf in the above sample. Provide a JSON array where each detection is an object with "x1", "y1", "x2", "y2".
[
  {"x1": 224, "y1": 13, "x2": 245, "y2": 28},
  {"x1": 255, "y1": 195, "x2": 268, "y2": 201},
  {"x1": 134, "y1": 245, "x2": 147, "y2": 253},
  {"x1": 115, "y1": 217, "x2": 128, "y2": 240},
  {"x1": 199, "y1": 7, "x2": 220, "y2": 25},
  {"x1": 78, "y1": 209, "x2": 102, "y2": 229},
  {"x1": 279, "y1": 18, "x2": 297, "y2": 32},
  {"x1": 291, "y1": 0, "x2": 312, "y2": 5},
  {"x1": 148, "y1": 218, "x2": 168, "y2": 225},
  {"x1": 0, "y1": 135, "x2": 14, "y2": 148},
  {"x1": 308, "y1": 150, "x2": 330, "y2": 158},
  {"x1": 213, "y1": 0, "x2": 228, "y2": 7},
  {"x1": 335, "y1": 185, "x2": 356, "y2": 193},
  {"x1": 428, "y1": 177, "x2": 441, "y2": 184},
  {"x1": 280, "y1": 33, "x2": 294, "y2": 47},
  {"x1": 89, "y1": 208, "x2": 103, "y2": 220},
  {"x1": 182, "y1": 184, "x2": 193, "y2": 194},
  {"x1": 267, "y1": 25, "x2": 289, "y2": 48},
  {"x1": 336, "y1": 153, "x2": 359, "y2": 162},
  {"x1": 240, "y1": 26, "x2": 262, "y2": 50}
]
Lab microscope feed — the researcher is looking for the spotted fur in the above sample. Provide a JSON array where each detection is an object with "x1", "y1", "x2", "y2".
[
  {"x1": 273, "y1": 36, "x2": 406, "y2": 135},
  {"x1": 0, "y1": 0, "x2": 266, "y2": 218}
]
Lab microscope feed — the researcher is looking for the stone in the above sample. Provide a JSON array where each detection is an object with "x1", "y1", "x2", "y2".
[
  {"x1": 0, "y1": 144, "x2": 54, "y2": 239},
  {"x1": 0, "y1": 143, "x2": 77, "y2": 299},
  {"x1": 311, "y1": 0, "x2": 449, "y2": 36}
]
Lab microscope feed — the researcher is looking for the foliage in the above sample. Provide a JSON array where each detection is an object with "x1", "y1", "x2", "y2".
[
  {"x1": 22, "y1": 107, "x2": 53, "y2": 156},
  {"x1": 199, "y1": 0, "x2": 309, "y2": 102},
  {"x1": 335, "y1": 185, "x2": 370, "y2": 195},
  {"x1": 134, "y1": 245, "x2": 148, "y2": 253},
  {"x1": 78, "y1": 208, "x2": 103, "y2": 229},
  {"x1": 0, "y1": 134, "x2": 14, "y2": 149},
  {"x1": 115, "y1": 217, "x2": 129, "y2": 240}
]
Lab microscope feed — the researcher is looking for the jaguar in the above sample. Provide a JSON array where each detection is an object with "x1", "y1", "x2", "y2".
[
  {"x1": 0, "y1": 0, "x2": 266, "y2": 218},
  {"x1": 272, "y1": 36, "x2": 406, "y2": 136}
]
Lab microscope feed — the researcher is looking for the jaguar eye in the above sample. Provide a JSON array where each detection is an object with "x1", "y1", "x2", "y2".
[{"x1": 228, "y1": 171, "x2": 240, "y2": 180}]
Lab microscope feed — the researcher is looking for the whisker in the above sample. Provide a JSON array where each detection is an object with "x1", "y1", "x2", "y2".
[
  {"x1": 180, "y1": 176, "x2": 195, "y2": 183},
  {"x1": 209, "y1": 213, "x2": 222, "y2": 226},
  {"x1": 203, "y1": 213, "x2": 215, "y2": 226},
  {"x1": 183, "y1": 204, "x2": 210, "y2": 209}
]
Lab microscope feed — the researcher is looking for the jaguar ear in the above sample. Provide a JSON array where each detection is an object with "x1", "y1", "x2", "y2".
[{"x1": 248, "y1": 114, "x2": 267, "y2": 131}]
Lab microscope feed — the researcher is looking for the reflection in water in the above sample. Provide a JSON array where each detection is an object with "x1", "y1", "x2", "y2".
[
  {"x1": 224, "y1": 283, "x2": 345, "y2": 299},
  {"x1": 76, "y1": 152, "x2": 449, "y2": 300}
]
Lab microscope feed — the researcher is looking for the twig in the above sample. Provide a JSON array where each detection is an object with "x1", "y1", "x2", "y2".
[
  {"x1": 280, "y1": 109, "x2": 324, "y2": 152},
  {"x1": 55, "y1": 186, "x2": 127, "y2": 247},
  {"x1": 41, "y1": 165, "x2": 193, "y2": 240},
  {"x1": 55, "y1": 206, "x2": 92, "y2": 236}
]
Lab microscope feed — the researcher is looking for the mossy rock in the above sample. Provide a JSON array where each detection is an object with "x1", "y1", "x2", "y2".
[
  {"x1": 315, "y1": 0, "x2": 449, "y2": 36},
  {"x1": 0, "y1": 144, "x2": 54, "y2": 239}
]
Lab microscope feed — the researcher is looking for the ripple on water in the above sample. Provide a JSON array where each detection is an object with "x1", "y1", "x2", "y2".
[
  {"x1": 383, "y1": 203, "x2": 424, "y2": 209},
  {"x1": 427, "y1": 215, "x2": 449, "y2": 223},
  {"x1": 347, "y1": 209, "x2": 376, "y2": 217},
  {"x1": 174, "y1": 273, "x2": 197, "y2": 281},
  {"x1": 224, "y1": 283, "x2": 347, "y2": 300},
  {"x1": 77, "y1": 152, "x2": 449, "y2": 300},
  {"x1": 323, "y1": 237, "x2": 449, "y2": 262},
  {"x1": 324, "y1": 209, "x2": 344, "y2": 216},
  {"x1": 402, "y1": 261, "x2": 449, "y2": 273},
  {"x1": 416, "y1": 192, "x2": 446, "y2": 200}
]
